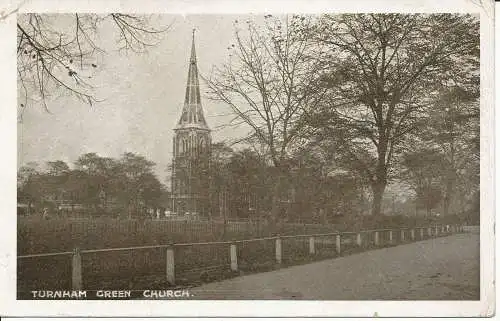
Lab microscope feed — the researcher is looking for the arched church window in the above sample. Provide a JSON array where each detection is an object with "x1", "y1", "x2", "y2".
[
  {"x1": 182, "y1": 139, "x2": 187, "y2": 154},
  {"x1": 199, "y1": 138, "x2": 205, "y2": 152}
]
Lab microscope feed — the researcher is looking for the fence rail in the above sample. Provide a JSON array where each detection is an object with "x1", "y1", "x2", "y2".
[{"x1": 17, "y1": 224, "x2": 466, "y2": 293}]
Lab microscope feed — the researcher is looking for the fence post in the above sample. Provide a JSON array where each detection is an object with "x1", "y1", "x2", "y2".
[
  {"x1": 388, "y1": 230, "x2": 393, "y2": 244},
  {"x1": 230, "y1": 243, "x2": 238, "y2": 271},
  {"x1": 72, "y1": 247, "x2": 82, "y2": 291},
  {"x1": 411, "y1": 229, "x2": 415, "y2": 241},
  {"x1": 166, "y1": 245, "x2": 175, "y2": 285},
  {"x1": 356, "y1": 233, "x2": 362, "y2": 247},
  {"x1": 309, "y1": 236, "x2": 315, "y2": 255},
  {"x1": 401, "y1": 229, "x2": 405, "y2": 242},
  {"x1": 336, "y1": 234, "x2": 341, "y2": 254},
  {"x1": 420, "y1": 228, "x2": 424, "y2": 239},
  {"x1": 275, "y1": 236, "x2": 282, "y2": 265},
  {"x1": 374, "y1": 231, "x2": 379, "y2": 246}
]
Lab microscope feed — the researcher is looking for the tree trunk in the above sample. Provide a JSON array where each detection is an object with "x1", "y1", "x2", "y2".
[
  {"x1": 270, "y1": 165, "x2": 285, "y2": 232},
  {"x1": 371, "y1": 182, "x2": 386, "y2": 216},
  {"x1": 270, "y1": 185, "x2": 280, "y2": 232},
  {"x1": 372, "y1": 139, "x2": 388, "y2": 216},
  {"x1": 443, "y1": 179, "x2": 453, "y2": 216}
]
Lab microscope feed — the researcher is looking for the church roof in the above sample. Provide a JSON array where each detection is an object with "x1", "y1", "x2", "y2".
[{"x1": 175, "y1": 30, "x2": 210, "y2": 131}]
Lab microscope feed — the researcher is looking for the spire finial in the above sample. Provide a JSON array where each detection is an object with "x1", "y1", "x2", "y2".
[{"x1": 190, "y1": 28, "x2": 197, "y2": 63}]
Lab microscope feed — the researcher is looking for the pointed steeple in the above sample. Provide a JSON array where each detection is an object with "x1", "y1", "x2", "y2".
[
  {"x1": 190, "y1": 28, "x2": 197, "y2": 64},
  {"x1": 176, "y1": 29, "x2": 209, "y2": 130}
]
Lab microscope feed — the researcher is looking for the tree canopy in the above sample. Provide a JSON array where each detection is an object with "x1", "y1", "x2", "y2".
[
  {"x1": 18, "y1": 152, "x2": 165, "y2": 218},
  {"x1": 307, "y1": 13, "x2": 479, "y2": 215}
]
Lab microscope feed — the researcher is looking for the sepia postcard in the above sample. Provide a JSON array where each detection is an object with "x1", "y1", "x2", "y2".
[{"x1": 0, "y1": 0, "x2": 495, "y2": 318}]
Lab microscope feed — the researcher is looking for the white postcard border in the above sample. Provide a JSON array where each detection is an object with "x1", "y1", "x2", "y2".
[{"x1": 0, "y1": 0, "x2": 494, "y2": 317}]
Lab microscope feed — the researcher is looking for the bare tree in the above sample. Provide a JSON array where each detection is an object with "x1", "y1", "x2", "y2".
[
  {"x1": 205, "y1": 15, "x2": 326, "y2": 222},
  {"x1": 17, "y1": 13, "x2": 169, "y2": 118},
  {"x1": 311, "y1": 13, "x2": 479, "y2": 216},
  {"x1": 417, "y1": 86, "x2": 479, "y2": 216}
]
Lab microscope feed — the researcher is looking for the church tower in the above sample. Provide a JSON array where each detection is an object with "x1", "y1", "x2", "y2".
[{"x1": 171, "y1": 31, "x2": 211, "y2": 217}]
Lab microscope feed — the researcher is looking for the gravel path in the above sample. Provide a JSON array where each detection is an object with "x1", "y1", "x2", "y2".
[{"x1": 189, "y1": 233, "x2": 479, "y2": 300}]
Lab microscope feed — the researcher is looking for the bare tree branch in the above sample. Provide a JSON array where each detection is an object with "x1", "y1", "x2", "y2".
[{"x1": 17, "y1": 13, "x2": 171, "y2": 116}]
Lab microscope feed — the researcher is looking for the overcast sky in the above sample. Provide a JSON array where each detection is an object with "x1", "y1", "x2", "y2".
[{"x1": 18, "y1": 14, "x2": 257, "y2": 183}]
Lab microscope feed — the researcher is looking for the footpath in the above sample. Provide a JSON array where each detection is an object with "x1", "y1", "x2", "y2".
[{"x1": 189, "y1": 233, "x2": 479, "y2": 300}]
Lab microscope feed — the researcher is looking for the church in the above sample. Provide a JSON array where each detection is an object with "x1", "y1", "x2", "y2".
[{"x1": 170, "y1": 32, "x2": 212, "y2": 218}]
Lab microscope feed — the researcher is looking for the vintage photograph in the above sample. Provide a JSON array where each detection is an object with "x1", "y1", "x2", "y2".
[{"x1": 16, "y1": 11, "x2": 482, "y2": 304}]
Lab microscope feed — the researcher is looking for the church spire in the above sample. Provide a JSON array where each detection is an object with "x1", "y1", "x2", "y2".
[{"x1": 176, "y1": 29, "x2": 209, "y2": 130}]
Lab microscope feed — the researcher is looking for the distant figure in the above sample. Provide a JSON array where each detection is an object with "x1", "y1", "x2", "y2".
[
  {"x1": 156, "y1": 208, "x2": 161, "y2": 220},
  {"x1": 42, "y1": 207, "x2": 49, "y2": 219}
]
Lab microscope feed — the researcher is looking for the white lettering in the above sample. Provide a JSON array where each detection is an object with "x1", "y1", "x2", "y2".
[
  {"x1": 30, "y1": 290, "x2": 87, "y2": 299},
  {"x1": 96, "y1": 290, "x2": 131, "y2": 298},
  {"x1": 142, "y1": 289, "x2": 191, "y2": 298}
]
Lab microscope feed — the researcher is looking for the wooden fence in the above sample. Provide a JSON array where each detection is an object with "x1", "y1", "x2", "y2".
[{"x1": 17, "y1": 224, "x2": 466, "y2": 294}]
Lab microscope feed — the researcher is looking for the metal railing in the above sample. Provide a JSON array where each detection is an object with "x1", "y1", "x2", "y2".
[{"x1": 17, "y1": 224, "x2": 466, "y2": 292}]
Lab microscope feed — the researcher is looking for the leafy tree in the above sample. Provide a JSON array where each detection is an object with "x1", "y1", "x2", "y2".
[
  {"x1": 117, "y1": 152, "x2": 162, "y2": 218},
  {"x1": 18, "y1": 152, "x2": 165, "y2": 218},
  {"x1": 62, "y1": 169, "x2": 89, "y2": 211},
  {"x1": 420, "y1": 86, "x2": 479, "y2": 216},
  {"x1": 74, "y1": 153, "x2": 119, "y2": 212},
  {"x1": 17, "y1": 163, "x2": 42, "y2": 213},
  {"x1": 17, "y1": 162, "x2": 40, "y2": 188},
  {"x1": 46, "y1": 160, "x2": 70, "y2": 176},
  {"x1": 402, "y1": 149, "x2": 448, "y2": 216},
  {"x1": 310, "y1": 13, "x2": 479, "y2": 216},
  {"x1": 287, "y1": 144, "x2": 368, "y2": 222},
  {"x1": 226, "y1": 148, "x2": 272, "y2": 219}
]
